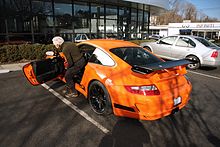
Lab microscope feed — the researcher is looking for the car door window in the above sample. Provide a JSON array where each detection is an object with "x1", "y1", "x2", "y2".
[
  {"x1": 75, "y1": 35, "x2": 81, "y2": 40},
  {"x1": 89, "y1": 48, "x2": 115, "y2": 66},
  {"x1": 159, "y1": 36, "x2": 177, "y2": 45},
  {"x1": 195, "y1": 37, "x2": 217, "y2": 47},
  {"x1": 176, "y1": 37, "x2": 196, "y2": 48},
  {"x1": 78, "y1": 44, "x2": 96, "y2": 56},
  {"x1": 82, "y1": 35, "x2": 87, "y2": 40}
]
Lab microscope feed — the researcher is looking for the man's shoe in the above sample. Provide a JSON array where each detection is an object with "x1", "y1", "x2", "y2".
[
  {"x1": 62, "y1": 86, "x2": 75, "y2": 95},
  {"x1": 62, "y1": 87, "x2": 68, "y2": 94},
  {"x1": 65, "y1": 91, "x2": 78, "y2": 98}
]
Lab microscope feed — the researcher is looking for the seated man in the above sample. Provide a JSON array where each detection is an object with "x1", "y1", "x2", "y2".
[{"x1": 52, "y1": 36, "x2": 86, "y2": 98}]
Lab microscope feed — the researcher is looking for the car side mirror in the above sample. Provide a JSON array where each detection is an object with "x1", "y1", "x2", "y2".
[{"x1": 45, "y1": 51, "x2": 54, "y2": 56}]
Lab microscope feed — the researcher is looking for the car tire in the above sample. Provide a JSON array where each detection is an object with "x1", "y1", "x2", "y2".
[
  {"x1": 143, "y1": 46, "x2": 152, "y2": 52},
  {"x1": 186, "y1": 55, "x2": 200, "y2": 70},
  {"x1": 88, "y1": 81, "x2": 112, "y2": 115}
]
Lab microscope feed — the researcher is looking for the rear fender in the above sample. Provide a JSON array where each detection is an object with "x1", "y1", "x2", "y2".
[{"x1": 185, "y1": 54, "x2": 202, "y2": 64}]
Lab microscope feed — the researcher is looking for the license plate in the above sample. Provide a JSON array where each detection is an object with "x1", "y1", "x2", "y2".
[{"x1": 174, "y1": 96, "x2": 182, "y2": 106}]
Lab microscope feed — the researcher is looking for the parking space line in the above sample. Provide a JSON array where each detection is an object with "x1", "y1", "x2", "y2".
[
  {"x1": 188, "y1": 71, "x2": 220, "y2": 80},
  {"x1": 41, "y1": 83, "x2": 109, "y2": 134}
]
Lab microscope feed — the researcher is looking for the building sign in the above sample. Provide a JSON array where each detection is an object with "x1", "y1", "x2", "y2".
[
  {"x1": 169, "y1": 23, "x2": 220, "y2": 30},
  {"x1": 182, "y1": 24, "x2": 190, "y2": 28},
  {"x1": 196, "y1": 24, "x2": 215, "y2": 28}
]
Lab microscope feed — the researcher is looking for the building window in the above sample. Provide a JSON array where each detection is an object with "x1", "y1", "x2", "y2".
[
  {"x1": 143, "y1": 11, "x2": 149, "y2": 31},
  {"x1": 6, "y1": 0, "x2": 31, "y2": 33},
  {"x1": 118, "y1": 7, "x2": 130, "y2": 39},
  {"x1": 54, "y1": 2, "x2": 72, "y2": 28},
  {"x1": 106, "y1": 6, "x2": 117, "y2": 19},
  {"x1": 32, "y1": 0, "x2": 53, "y2": 43},
  {"x1": 0, "y1": 0, "x2": 5, "y2": 34},
  {"x1": 0, "y1": 21, "x2": 5, "y2": 34},
  {"x1": 137, "y1": 9, "x2": 143, "y2": 33},
  {"x1": 32, "y1": 1, "x2": 53, "y2": 15},
  {"x1": 106, "y1": 5, "x2": 117, "y2": 37},
  {"x1": 91, "y1": 4, "x2": 104, "y2": 38},
  {"x1": 130, "y1": 8, "x2": 138, "y2": 39},
  {"x1": 2, "y1": 0, "x2": 32, "y2": 43},
  {"x1": 0, "y1": 0, "x2": 152, "y2": 44},
  {"x1": 54, "y1": 0, "x2": 73, "y2": 41},
  {"x1": 74, "y1": 2, "x2": 90, "y2": 33}
]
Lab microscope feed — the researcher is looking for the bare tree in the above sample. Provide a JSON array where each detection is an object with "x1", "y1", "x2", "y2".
[
  {"x1": 203, "y1": 16, "x2": 218, "y2": 22},
  {"x1": 155, "y1": 0, "x2": 219, "y2": 25},
  {"x1": 10, "y1": 0, "x2": 30, "y2": 13},
  {"x1": 197, "y1": 10, "x2": 219, "y2": 22},
  {"x1": 155, "y1": 0, "x2": 183, "y2": 25},
  {"x1": 183, "y1": 2, "x2": 197, "y2": 21}
]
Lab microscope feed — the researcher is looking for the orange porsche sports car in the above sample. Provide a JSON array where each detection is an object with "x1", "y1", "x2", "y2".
[{"x1": 23, "y1": 39, "x2": 193, "y2": 120}]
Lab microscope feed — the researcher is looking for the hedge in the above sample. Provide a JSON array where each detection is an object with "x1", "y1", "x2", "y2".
[
  {"x1": 0, "y1": 40, "x2": 153, "y2": 63},
  {"x1": 0, "y1": 44, "x2": 56, "y2": 63}
]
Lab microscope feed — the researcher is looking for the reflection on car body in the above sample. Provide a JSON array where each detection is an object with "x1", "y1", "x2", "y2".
[{"x1": 23, "y1": 39, "x2": 193, "y2": 120}]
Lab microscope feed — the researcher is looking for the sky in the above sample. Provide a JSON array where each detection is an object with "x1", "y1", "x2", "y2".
[{"x1": 187, "y1": 0, "x2": 220, "y2": 20}]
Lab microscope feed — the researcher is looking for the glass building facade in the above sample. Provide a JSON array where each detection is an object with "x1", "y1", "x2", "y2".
[{"x1": 0, "y1": 0, "x2": 168, "y2": 44}]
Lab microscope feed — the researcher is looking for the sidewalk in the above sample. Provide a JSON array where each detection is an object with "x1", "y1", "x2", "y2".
[{"x1": 0, "y1": 62, "x2": 29, "y2": 73}]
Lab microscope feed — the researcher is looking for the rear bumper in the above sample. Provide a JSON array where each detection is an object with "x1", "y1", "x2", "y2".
[
  {"x1": 135, "y1": 98, "x2": 190, "y2": 120},
  {"x1": 202, "y1": 59, "x2": 220, "y2": 67},
  {"x1": 110, "y1": 83, "x2": 192, "y2": 121}
]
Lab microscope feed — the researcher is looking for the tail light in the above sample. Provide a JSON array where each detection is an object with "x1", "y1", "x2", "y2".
[
  {"x1": 125, "y1": 85, "x2": 160, "y2": 96},
  {"x1": 211, "y1": 51, "x2": 218, "y2": 58}
]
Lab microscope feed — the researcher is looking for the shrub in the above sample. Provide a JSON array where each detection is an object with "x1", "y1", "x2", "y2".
[
  {"x1": 0, "y1": 46, "x2": 7, "y2": 63},
  {"x1": 0, "y1": 44, "x2": 54, "y2": 63},
  {"x1": 0, "y1": 45, "x2": 22, "y2": 63}
]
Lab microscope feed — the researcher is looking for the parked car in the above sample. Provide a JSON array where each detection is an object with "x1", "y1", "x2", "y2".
[
  {"x1": 75, "y1": 33, "x2": 97, "y2": 43},
  {"x1": 143, "y1": 34, "x2": 163, "y2": 41},
  {"x1": 23, "y1": 39, "x2": 193, "y2": 120},
  {"x1": 148, "y1": 35, "x2": 163, "y2": 41},
  {"x1": 140, "y1": 35, "x2": 220, "y2": 69}
]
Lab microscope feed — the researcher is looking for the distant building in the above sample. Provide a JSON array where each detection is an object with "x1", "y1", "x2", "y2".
[
  {"x1": 148, "y1": 22, "x2": 220, "y2": 40},
  {"x1": 0, "y1": 0, "x2": 168, "y2": 44},
  {"x1": 168, "y1": 22, "x2": 220, "y2": 40},
  {"x1": 149, "y1": 25, "x2": 168, "y2": 37}
]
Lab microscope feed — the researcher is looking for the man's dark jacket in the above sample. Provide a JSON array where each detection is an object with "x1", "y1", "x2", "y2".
[{"x1": 62, "y1": 43, "x2": 83, "y2": 68}]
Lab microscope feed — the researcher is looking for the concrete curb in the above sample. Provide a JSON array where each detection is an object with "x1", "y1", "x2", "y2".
[
  {"x1": 0, "y1": 69, "x2": 10, "y2": 74},
  {"x1": 0, "y1": 62, "x2": 29, "y2": 74}
]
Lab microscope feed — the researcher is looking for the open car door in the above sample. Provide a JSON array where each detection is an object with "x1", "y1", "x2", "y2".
[{"x1": 23, "y1": 57, "x2": 65, "y2": 86}]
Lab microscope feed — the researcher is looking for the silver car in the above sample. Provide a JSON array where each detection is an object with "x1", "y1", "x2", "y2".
[
  {"x1": 140, "y1": 35, "x2": 220, "y2": 69},
  {"x1": 75, "y1": 34, "x2": 89, "y2": 43}
]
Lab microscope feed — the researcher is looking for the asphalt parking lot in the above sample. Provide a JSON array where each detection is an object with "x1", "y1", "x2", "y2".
[{"x1": 0, "y1": 67, "x2": 220, "y2": 147}]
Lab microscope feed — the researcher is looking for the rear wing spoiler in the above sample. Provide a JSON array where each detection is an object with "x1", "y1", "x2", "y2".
[{"x1": 131, "y1": 59, "x2": 196, "y2": 74}]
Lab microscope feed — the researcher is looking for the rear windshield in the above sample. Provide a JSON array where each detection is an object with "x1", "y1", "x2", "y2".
[
  {"x1": 110, "y1": 47, "x2": 162, "y2": 66},
  {"x1": 195, "y1": 37, "x2": 217, "y2": 48}
]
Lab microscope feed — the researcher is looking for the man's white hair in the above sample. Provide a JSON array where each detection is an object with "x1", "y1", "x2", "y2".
[{"x1": 52, "y1": 36, "x2": 64, "y2": 46}]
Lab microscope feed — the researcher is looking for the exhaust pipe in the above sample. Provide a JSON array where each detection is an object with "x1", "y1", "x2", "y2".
[{"x1": 171, "y1": 107, "x2": 179, "y2": 114}]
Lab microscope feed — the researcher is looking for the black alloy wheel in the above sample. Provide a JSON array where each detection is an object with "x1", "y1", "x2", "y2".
[{"x1": 88, "y1": 81, "x2": 112, "y2": 115}]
